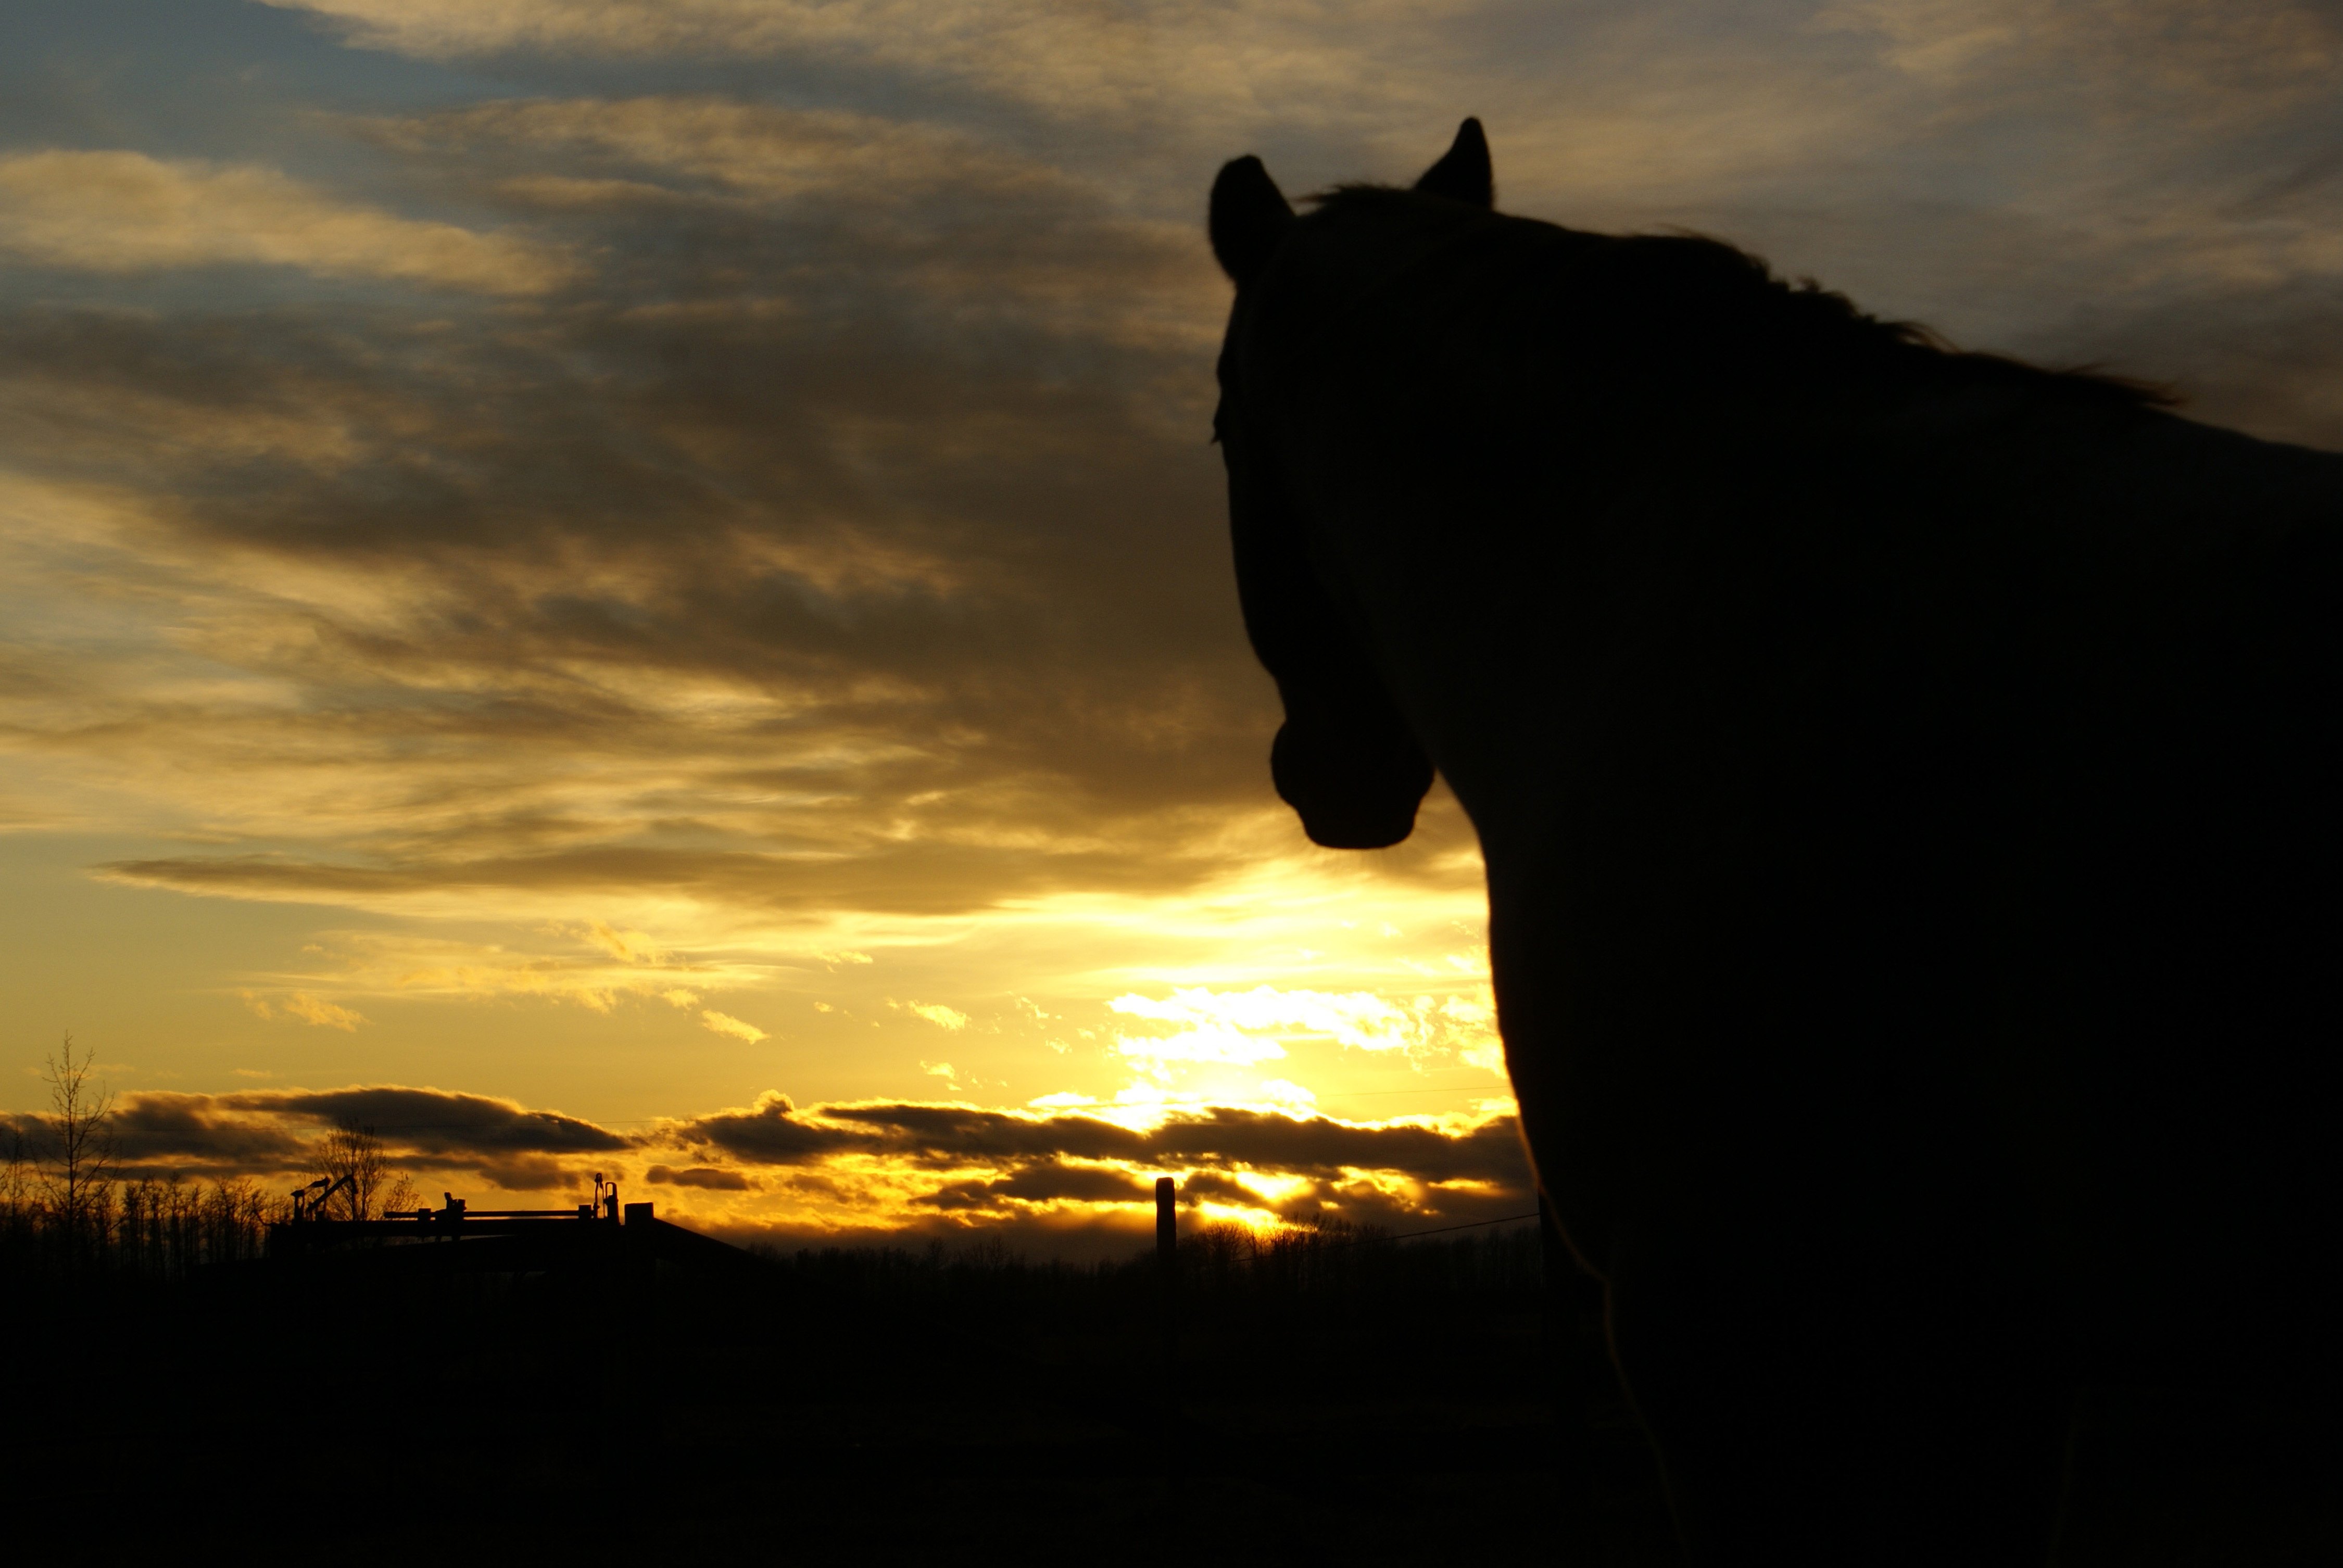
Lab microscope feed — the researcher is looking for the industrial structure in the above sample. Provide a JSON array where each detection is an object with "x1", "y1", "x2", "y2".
[{"x1": 267, "y1": 1173, "x2": 754, "y2": 1276}]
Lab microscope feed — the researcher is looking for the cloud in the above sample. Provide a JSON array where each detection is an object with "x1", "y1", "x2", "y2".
[
  {"x1": 259, "y1": 0, "x2": 1475, "y2": 134},
  {"x1": 0, "y1": 151, "x2": 570, "y2": 293},
  {"x1": 16, "y1": 20, "x2": 2328, "y2": 904},
  {"x1": 918, "y1": 1160, "x2": 1152, "y2": 1210},
  {"x1": 1146, "y1": 1107, "x2": 1527, "y2": 1187},
  {"x1": 806, "y1": 1101, "x2": 1148, "y2": 1166},
  {"x1": 667, "y1": 1093, "x2": 1535, "y2": 1232},
  {"x1": 240, "y1": 989, "x2": 366, "y2": 1030},
  {"x1": 387, "y1": 97, "x2": 1082, "y2": 208},
  {"x1": 901, "y1": 1001, "x2": 968, "y2": 1031},
  {"x1": 681, "y1": 1090, "x2": 874, "y2": 1164},
  {"x1": 90, "y1": 1093, "x2": 313, "y2": 1172},
  {"x1": 675, "y1": 1094, "x2": 1531, "y2": 1192},
  {"x1": 698, "y1": 1009, "x2": 767, "y2": 1043},
  {"x1": 1113, "y1": 987, "x2": 1414, "y2": 1051},
  {"x1": 1173, "y1": 1169, "x2": 1274, "y2": 1210},
  {"x1": 4, "y1": 1082, "x2": 626, "y2": 1184},
  {"x1": 0, "y1": 83, "x2": 1491, "y2": 968},
  {"x1": 1813, "y1": 0, "x2": 2339, "y2": 102},
  {"x1": 92, "y1": 834, "x2": 1305, "y2": 922},
  {"x1": 282, "y1": 993, "x2": 367, "y2": 1031},
  {"x1": 9, "y1": 1075, "x2": 1528, "y2": 1235},
  {"x1": 647, "y1": 1163, "x2": 757, "y2": 1190},
  {"x1": 1115, "y1": 1025, "x2": 1286, "y2": 1070},
  {"x1": 472, "y1": 1153, "x2": 572, "y2": 1191},
  {"x1": 207, "y1": 926, "x2": 778, "y2": 1020},
  {"x1": 246, "y1": 1085, "x2": 632, "y2": 1156},
  {"x1": 581, "y1": 920, "x2": 664, "y2": 963},
  {"x1": 1107, "y1": 984, "x2": 1500, "y2": 1078}
]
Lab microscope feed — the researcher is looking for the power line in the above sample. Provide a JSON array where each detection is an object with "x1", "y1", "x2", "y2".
[{"x1": 1375, "y1": 1209, "x2": 1542, "y2": 1243}]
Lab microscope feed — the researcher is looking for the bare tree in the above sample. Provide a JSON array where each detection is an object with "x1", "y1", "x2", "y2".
[
  {"x1": 39, "y1": 1033, "x2": 116, "y2": 1261},
  {"x1": 3, "y1": 1124, "x2": 33, "y2": 1253},
  {"x1": 205, "y1": 1177, "x2": 272, "y2": 1262},
  {"x1": 309, "y1": 1121, "x2": 415, "y2": 1221}
]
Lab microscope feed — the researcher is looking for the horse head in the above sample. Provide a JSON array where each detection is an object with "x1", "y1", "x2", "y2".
[{"x1": 1207, "y1": 121, "x2": 1491, "y2": 849}]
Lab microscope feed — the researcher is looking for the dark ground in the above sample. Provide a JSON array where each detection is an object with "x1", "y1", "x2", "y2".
[
  {"x1": 3, "y1": 1222, "x2": 1682, "y2": 1565},
  {"x1": 7, "y1": 1226, "x2": 2335, "y2": 1564}
]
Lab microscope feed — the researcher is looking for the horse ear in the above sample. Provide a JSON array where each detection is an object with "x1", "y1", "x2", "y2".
[
  {"x1": 1211, "y1": 155, "x2": 1296, "y2": 286},
  {"x1": 1414, "y1": 118, "x2": 1493, "y2": 208}
]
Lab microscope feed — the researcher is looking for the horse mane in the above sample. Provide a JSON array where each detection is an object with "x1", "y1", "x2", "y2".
[{"x1": 1306, "y1": 185, "x2": 2176, "y2": 413}]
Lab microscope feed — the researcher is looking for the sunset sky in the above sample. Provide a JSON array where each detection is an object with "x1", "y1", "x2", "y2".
[{"x1": 5, "y1": 1, "x2": 2340, "y2": 1248}]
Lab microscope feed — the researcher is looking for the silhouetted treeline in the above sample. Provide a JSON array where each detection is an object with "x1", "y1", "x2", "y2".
[
  {"x1": 0, "y1": 1166, "x2": 278, "y2": 1285},
  {"x1": 1184, "y1": 1214, "x2": 1546, "y2": 1298},
  {"x1": 767, "y1": 1215, "x2": 1546, "y2": 1319},
  {"x1": 3, "y1": 1033, "x2": 280, "y2": 1287}
]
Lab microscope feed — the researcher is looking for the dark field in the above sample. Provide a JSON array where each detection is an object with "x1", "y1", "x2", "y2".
[
  {"x1": 2, "y1": 1219, "x2": 1681, "y2": 1564},
  {"x1": 8, "y1": 1219, "x2": 2335, "y2": 1563}
]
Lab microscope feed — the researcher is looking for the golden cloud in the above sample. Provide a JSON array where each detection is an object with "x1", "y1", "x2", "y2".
[
  {"x1": 699, "y1": 1009, "x2": 769, "y2": 1043},
  {"x1": 239, "y1": 989, "x2": 367, "y2": 1031},
  {"x1": 0, "y1": 151, "x2": 571, "y2": 293},
  {"x1": 260, "y1": 0, "x2": 1465, "y2": 128},
  {"x1": 20, "y1": 1082, "x2": 1536, "y2": 1243},
  {"x1": 1105, "y1": 981, "x2": 1500, "y2": 1089},
  {"x1": 390, "y1": 97, "x2": 1080, "y2": 205},
  {"x1": 1815, "y1": 0, "x2": 2339, "y2": 99}
]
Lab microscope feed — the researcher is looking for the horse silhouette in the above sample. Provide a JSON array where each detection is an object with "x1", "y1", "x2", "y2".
[{"x1": 1210, "y1": 120, "x2": 2342, "y2": 1563}]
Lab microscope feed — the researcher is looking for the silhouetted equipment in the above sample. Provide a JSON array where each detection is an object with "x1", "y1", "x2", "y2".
[
  {"x1": 1156, "y1": 1176, "x2": 1178, "y2": 1382},
  {"x1": 1155, "y1": 1176, "x2": 1176, "y2": 1265},
  {"x1": 288, "y1": 1173, "x2": 353, "y2": 1222},
  {"x1": 266, "y1": 1184, "x2": 756, "y2": 1278}
]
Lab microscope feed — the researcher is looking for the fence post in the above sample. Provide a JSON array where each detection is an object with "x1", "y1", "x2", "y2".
[{"x1": 1155, "y1": 1175, "x2": 1177, "y2": 1385}]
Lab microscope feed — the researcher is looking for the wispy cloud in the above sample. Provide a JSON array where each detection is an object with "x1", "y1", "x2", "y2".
[
  {"x1": 698, "y1": 1009, "x2": 767, "y2": 1043},
  {"x1": 1107, "y1": 982, "x2": 1500, "y2": 1084},
  {"x1": 262, "y1": 0, "x2": 1473, "y2": 133},
  {"x1": 211, "y1": 926, "x2": 775, "y2": 1015},
  {"x1": 0, "y1": 151, "x2": 571, "y2": 293},
  {"x1": 240, "y1": 989, "x2": 367, "y2": 1031}
]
